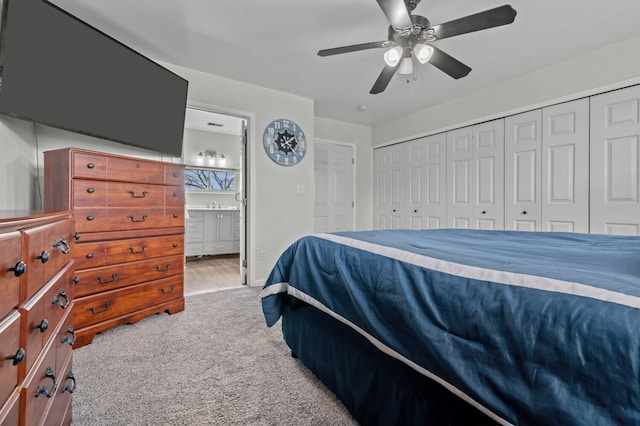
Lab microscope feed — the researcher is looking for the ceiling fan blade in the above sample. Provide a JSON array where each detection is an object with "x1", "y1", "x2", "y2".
[
  {"x1": 376, "y1": 0, "x2": 413, "y2": 30},
  {"x1": 429, "y1": 46, "x2": 471, "y2": 79},
  {"x1": 370, "y1": 64, "x2": 400, "y2": 94},
  {"x1": 429, "y1": 5, "x2": 517, "y2": 40},
  {"x1": 318, "y1": 40, "x2": 392, "y2": 57}
]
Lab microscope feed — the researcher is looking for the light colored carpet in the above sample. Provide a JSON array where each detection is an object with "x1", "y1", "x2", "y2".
[{"x1": 71, "y1": 287, "x2": 355, "y2": 425}]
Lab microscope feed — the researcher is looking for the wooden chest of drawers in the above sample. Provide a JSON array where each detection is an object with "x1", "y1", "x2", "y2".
[
  {"x1": 43, "y1": 148, "x2": 185, "y2": 349},
  {"x1": 0, "y1": 211, "x2": 76, "y2": 426}
]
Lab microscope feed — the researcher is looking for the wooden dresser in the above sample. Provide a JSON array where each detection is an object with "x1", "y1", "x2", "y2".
[
  {"x1": 0, "y1": 210, "x2": 76, "y2": 426},
  {"x1": 43, "y1": 148, "x2": 185, "y2": 349}
]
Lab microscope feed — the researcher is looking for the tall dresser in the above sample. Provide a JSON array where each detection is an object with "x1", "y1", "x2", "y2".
[
  {"x1": 0, "y1": 210, "x2": 76, "y2": 426},
  {"x1": 43, "y1": 148, "x2": 185, "y2": 349}
]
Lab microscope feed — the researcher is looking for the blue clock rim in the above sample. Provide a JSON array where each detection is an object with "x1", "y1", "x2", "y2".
[{"x1": 263, "y1": 118, "x2": 307, "y2": 166}]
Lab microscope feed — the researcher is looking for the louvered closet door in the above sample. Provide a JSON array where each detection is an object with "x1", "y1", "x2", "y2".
[
  {"x1": 542, "y1": 98, "x2": 589, "y2": 233},
  {"x1": 590, "y1": 85, "x2": 640, "y2": 235},
  {"x1": 505, "y1": 110, "x2": 542, "y2": 231},
  {"x1": 374, "y1": 144, "x2": 403, "y2": 229}
]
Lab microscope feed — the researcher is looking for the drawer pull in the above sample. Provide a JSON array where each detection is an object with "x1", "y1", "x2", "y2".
[
  {"x1": 8, "y1": 261, "x2": 26, "y2": 277},
  {"x1": 96, "y1": 273, "x2": 118, "y2": 284},
  {"x1": 128, "y1": 214, "x2": 148, "y2": 223},
  {"x1": 87, "y1": 163, "x2": 95, "y2": 169},
  {"x1": 160, "y1": 284, "x2": 176, "y2": 294},
  {"x1": 73, "y1": 276, "x2": 80, "y2": 285},
  {"x1": 62, "y1": 326, "x2": 77, "y2": 346},
  {"x1": 53, "y1": 290, "x2": 70, "y2": 309},
  {"x1": 74, "y1": 232, "x2": 81, "y2": 241},
  {"x1": 127, "y1": 190, "x2": 148, "y2": 199},
  {"x1": 173, "y1": 213, "x2": 179, "y2": 218},
  {"x1": 35, "y1": 319, "x2": 49, "y2": 333},
  {"x1": 87, "y1": 187, "x2": 95, "y2": 193},
  {"x1": 173, "y1": 243, "x2": 179, "y2": 248},
  {"x1": 154, "y1": 263, "x2": 172, "y2": 272},
  {"x1": 63, "y1": 372, "x2": 77, "y2": 394},
  {"x1": 6, "y1": 348, "x2": 25, "y2": 366},
  {"x1": 173, "y1": 172, "x2": 179, "y2": 177},
  {"x1": 87, "y1": 301, "x2": 112, "y2": 315},
  {"x1": 128, "y1": 244, "x2": 147, "y2": 254},
  {"x1": 36, "y1": 251, "x2": 50, "y2": 263},
  {"x1": 86, "y1": 253, "x2": 94, "y2": 259},
  {"x1": 173, "y1": 191, "x2": 179, "y2": 197},
  {"x1": 35, "y1": 367, "x2": 57, "y2": 398},
  {"x1": 53, "y1": 238, "x2": 71, "y2": 254}
]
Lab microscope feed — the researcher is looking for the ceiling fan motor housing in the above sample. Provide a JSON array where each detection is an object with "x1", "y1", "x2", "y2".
[{"x1": 388, "y1": 15, "x2": 432, "y2": 52}]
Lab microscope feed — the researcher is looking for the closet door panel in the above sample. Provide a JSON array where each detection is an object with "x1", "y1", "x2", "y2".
[
  {"x1": 542, "y1": 98, "x2": 589, "y2": 233},
  {"x1": 447, "y1": 127, "x2": 473, "y2": 228},
  {"x1": 505, "y1": 110, "x2": 542, "y2": 231},
  {"x1": 473, "y1": 119, "x2": 504, "y2": 230},
  {"x1": 590, "y1": 85, "x2": 640, "y2": 234}
]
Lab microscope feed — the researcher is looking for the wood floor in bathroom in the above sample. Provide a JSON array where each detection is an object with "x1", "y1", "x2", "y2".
[{"x1": 184, "y1": 254, "x2": 244, "y2": 296}]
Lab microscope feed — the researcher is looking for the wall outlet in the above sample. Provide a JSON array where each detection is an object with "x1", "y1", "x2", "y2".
[
  {"x1": 260, "y1": 250, "x2": 267, "y2": 260},
  {"x1": 296, "y1": 185, "x2": 305, "y2": 193}
]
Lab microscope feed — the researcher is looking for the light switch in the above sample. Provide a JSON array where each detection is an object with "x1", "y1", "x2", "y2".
[{"x1": 296, "y1": 185, "x2": 305, "y2": 194}]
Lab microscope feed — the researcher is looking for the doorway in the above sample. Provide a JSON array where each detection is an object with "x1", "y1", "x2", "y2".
[{"x1": 182, "y1": 107, "x2": 249, "y2": 296}]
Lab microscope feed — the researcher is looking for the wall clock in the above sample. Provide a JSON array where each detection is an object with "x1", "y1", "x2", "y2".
[{"x1": 263, "y1": 119, "x2": 307, "y2": 166}]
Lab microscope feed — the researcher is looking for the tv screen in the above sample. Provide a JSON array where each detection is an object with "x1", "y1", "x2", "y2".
[{"x1": 0, "y1": 0, "x2": 188, "y2": 157}]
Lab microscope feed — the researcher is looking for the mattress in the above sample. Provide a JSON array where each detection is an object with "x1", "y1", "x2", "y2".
[{"x1": 261, "y1": 229, "x2": 640, "y2": 425}]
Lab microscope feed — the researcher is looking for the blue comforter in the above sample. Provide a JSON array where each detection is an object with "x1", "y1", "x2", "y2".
[{"x1": 261, "y1": 229, "x2": 640, "y2": 425}]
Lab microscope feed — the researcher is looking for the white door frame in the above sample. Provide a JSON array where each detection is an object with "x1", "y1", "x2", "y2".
[{"x1": 315, "y1": 138, "x2": 357, "y2": 232}]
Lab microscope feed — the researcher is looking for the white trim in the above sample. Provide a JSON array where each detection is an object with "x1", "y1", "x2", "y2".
[{"x1": 317, "y1": 233, "x2": 640, "y2": 309}]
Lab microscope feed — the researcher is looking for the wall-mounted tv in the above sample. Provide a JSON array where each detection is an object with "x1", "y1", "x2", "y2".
[{"x1": 0, "y1": 0, "x2": 188, "y2": 157}]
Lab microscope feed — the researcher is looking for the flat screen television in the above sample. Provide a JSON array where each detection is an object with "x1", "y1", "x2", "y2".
[{"x1": 0, "y1": 0, "x2": 188, "y2": 157}]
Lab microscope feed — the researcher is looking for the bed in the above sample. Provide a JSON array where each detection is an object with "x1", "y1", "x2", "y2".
[{"x1": 260, "y1": 229, "x2": 640, "y2": 425}]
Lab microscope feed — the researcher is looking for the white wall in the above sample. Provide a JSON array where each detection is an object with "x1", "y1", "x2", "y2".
[
  {"x1": 0, "y1": 117, "x2": 39, "y2": 209},
  {"x1": 315, "y1": 117, "x2": 373, "y2": 231},
  {"x1": 373, "y1": 35, "x2": 640, "y2": 145},
  {"x1": 162, "y1": 62, "x2": 315, "y2": 287}
]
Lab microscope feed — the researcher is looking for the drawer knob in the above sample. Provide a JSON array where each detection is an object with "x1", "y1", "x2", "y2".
[
  {"x1": 173, "y1": 243, "x2": 178, "y2": 248},
  {"x1": 128, "y1": 214, "x2": 148, "y2": 223},
  {"x1": 74, "y1": 232, "x2": 81, "y2": 241},
  {"x1": 62, "y1": 372, "x2": 77, "y2": 394},
  {"x1": 73, "y1": 276, "x2": 80, "y2": 285},
  {"x1": 87, "y1": 163, "x2": 95, "y2": 169},
  {"x1": 173, "y1": 213, "x2": 179, "y2": 218},
  {"x1": 128, "y1": 244, "x2": 148, "y2": 254},
  {"x1": 35, "y1": 319, "x2": 49, "y2": 333},
  {"x1": 127, "y1": 190, "x2": 148, "y2": 199},
  {"x1": 35, "y1": 367, "x2": 57, "y2": 398},
  {"x1": 36, "y1": 251, "x2": 50, "y2": 264},
  {"x1": 6, "y1": 348, "x2": 25, "y2": 366},
  {"x1": 173, "y1": 191, "x2": 179, "y2": 197},
  {"x1": 87, "y1": 187, "x2": 95, "y2": 193},
  {"x1": 87, "y1": 301, "x2": 112, "y2": 315},
  {"x1": 53, "y1": 238, "x2": 71, "y2": 254},
  {"x1": 95, "y1": 273, "x2": 118, "y2": 284},
  {"x1": 87, "y1": 216, "x2": 94, "y2": 221},
  {"x1": 62, "y1": 326, "x2": 77, "y2": 346},
  {"x1": 86, "y1": 253, "x2": 94, "y2": 259},
  {"x1": 53, "y1": 290, "x2": 70, "y2": 309},
  {"x1": 173, "y1": 172, "x2": 179, "y2": 177},
  {"x1": 8, "y1": 261, "x2": 26, "y2": 277}
]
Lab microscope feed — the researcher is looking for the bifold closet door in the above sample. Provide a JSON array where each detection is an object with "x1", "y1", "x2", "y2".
[
  {"x1": 590, "y1": 85, "x2": 640, "y2": 235},
  {"x1": 374, "y1": 144, "x2": 403, "y2": 229}
]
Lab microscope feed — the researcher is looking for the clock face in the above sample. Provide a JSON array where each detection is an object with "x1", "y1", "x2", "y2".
[{"x1": 263, "y1": 119, "x2": 307, "y2": 166}]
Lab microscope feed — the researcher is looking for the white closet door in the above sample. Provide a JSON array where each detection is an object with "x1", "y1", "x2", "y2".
[
  {"x1": 405, "y1": 138, "x2": 427, "y2": 229},
  {"x1": 542, "y1": 98, "x2": 589, "y2": 233},
  {"x1": 590, "y1": 85, "x2": 640, "y2": 235},
  {"x1": 314, "y1": 142, "x2": 355, "y2": 232},
  {"x1": 505, "y1": 110, "x2": 542, "y2": 231},
  {"x1": 447, "y1": 126, "x2": 474, "y2": 228},
  {"x1": 423, "y1": 133, "x2": 447, "y2": 229},
  {"x1": 373, "y1": 144, "x2": 403, "y2": 229},
  {"x1": 473, "y1": 119, "x2": 505, "y2": 230}
]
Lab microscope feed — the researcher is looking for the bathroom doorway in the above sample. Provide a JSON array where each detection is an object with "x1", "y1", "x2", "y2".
[{"x1": 181, "y1": 107, "x2": 249, "y2": 296}]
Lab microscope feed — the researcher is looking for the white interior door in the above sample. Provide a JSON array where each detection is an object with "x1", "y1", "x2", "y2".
[
  {"x1": 447, "y1": 126, "x2": 474, "y2": 229},
  {"x1": 505, "y1": 110, "x2": 542, "y2": 231},
  {"x1": 373, "y1": 144, "x2": 403, "y2": 229},
  {"x1": 314, "y1": 141, "x2": 355, "y2": 232},
  {"x1": 473, "y1": 119, "x2": 505, "y2": 230},
  {"x1": 590, "y1": 85, "x2": 640, "y2": 235},
  {"x1": 542, "y1": 98, "x2": 589, "y2": 233}
]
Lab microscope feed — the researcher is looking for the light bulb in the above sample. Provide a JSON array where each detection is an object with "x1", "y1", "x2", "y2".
[
  {"x1": 383, "y1": 46, "x2": 403, "y2": 67},
  {"x1": 414, "y1": 43, "x2": 434, "y2": 64},
  {"x1": 398, "y1": 57, "x2": 414, "y2": 75}
]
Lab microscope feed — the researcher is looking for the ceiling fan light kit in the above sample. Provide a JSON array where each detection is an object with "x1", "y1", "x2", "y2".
[{"x1": 318, "y1": 0, "x2": 517, "y2": 94}]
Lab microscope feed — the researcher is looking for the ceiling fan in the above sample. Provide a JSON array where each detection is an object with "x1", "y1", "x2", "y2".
[{"x1": 318, "y1": 0, "x2": 517, "y2": 94}]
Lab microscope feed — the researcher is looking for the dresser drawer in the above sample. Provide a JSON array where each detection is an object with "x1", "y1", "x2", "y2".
[
  {"x1": 0, "y1": 232, "x2": 22, "y2": 320},
  {"x1": 107, "y1": 156, "x2": 165, "y2": 184},
  {"x1": 23, "y1": 217, "x2": 74, "y2": 302},
  {"x1": 20, "y1": 336, "x2": 58, "y2": 426},
  {"x1": 74, "y1": 275, "x2": 184, "y2": 329},
  {"x1": 72, "y1": 152, "x2": 107, "y2": 180},
  {"x1": 107, "y1": 182, "x2": 166, "y2": 207},
  {"x1": 74, "y1": 255, "x2": 184, "y2": 298},
  {"x1": 72, "y1": 180, "x2": 107, "y2": 207},
  {"x1": 165, "y1": 186, "x2": 184, "y2": 206},
  {"x1": 74, "y1": 234, "x2": 184, "y2": 270},
  {"x1": 0, "y1": 390, "x2": 19, "y2": 426},
  {"x1": 20, "y1": 263, "x2": 74, "y2": 375},
  {"x1": 165, "y1": 164, "x2": 184, "y2": 186},
  {"x1": 0, "y1": 311, "x2": 22, "y2": 411},
  {"x1": 75, "y1": 208, "x2": 170, "y2": 233}
]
